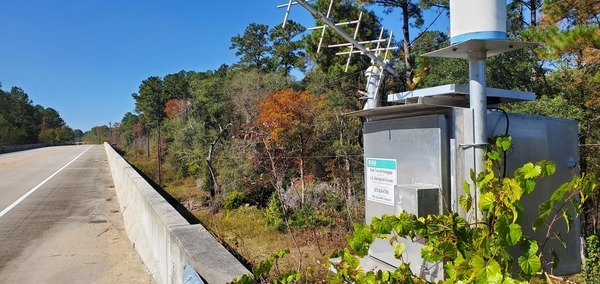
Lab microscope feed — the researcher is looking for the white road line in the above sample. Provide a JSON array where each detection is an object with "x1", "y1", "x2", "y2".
[{"x1": 0, "y1": 145, "x2": 93, "y2": 219}]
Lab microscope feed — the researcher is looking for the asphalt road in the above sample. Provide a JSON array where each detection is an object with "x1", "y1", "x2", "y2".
[{"x1": 0, "y1": 145, "x2": 150, "y2": 283}]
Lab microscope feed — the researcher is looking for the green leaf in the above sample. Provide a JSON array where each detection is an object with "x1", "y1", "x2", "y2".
[
  {"x1": 275, "y1": 248, "x2": 290, "y2": 259},
  {"x1": 501, "y1": 277, "x2": 523, "y2": 284},
  {"x1": 471, "y1": 255, "x2": 486, "y2": 275},
  {"x1": 553, "y1": 232, "x2": 567, "y2": 248},
  {"x1": 518, "y1": 253, "x2": 541, "y2": 275},
  {"x1": 523, "y1": 163, "x2": 542, "y2": 179},
  {"x1": 511, "y1": 203, "x2": 520, "y2": 223},
  {"x1": 459, "y1": 195, "x2": 472, "y2": 212},
  {"x1": 277, "y1": 271, "x2": 301, "y2": 284},
  {"x1": 487, "y1": 150, "x2": 501, "y2": 162},
  {"x1": 563, "y1": 210, "x2": 573, "y2": 233},
  {"x1": 495, "y1": 136, "x2": 512, "y2": 151},
  {"x1": 347, "y1": 224, "x2": 374, "y2": 257},
  {"x1": 495, "y1": 215, "x2": 510, "y2": 237},
  {"x1": 483, "y1": 259, "x2": 503, "y2": 284},
  {"x1": 377, "y1": 270, "x2": 391, "y2": 282},
  {"x1": 551, "y1": 249, "x2": 560, "y2": 269},
  {"x1": 393, "y1": 243, "x2": 406, "y2": 259},
  {"x1": 478, "y1": 172, "x2": 495, "y2": 189},
  {"x1": 550, "y1": 182, "x2": 572, "y2": 203},
  {"x1": 371, "y1": 215, "x2": 393, "y2": 235},
  {"x1": 390, "y1": 212, "x2": 415, "y2": 236},
  {"x1": 532, "y1": 217, "x2": 545, "y2": 232},
  {"x1": 230, "y1": 274, "x2": 254, "y2": 284},
  {"x1": 253, "y1": 258, "x2": 274, "y2": 278},
  {"x1": 502, "y1": 178, "x2": 522, "y2": 203},
  {"x1": 539, "y1": 160, "x2": 556, "y2": 176},
  {"x1": 524, "y1": 239, "x2": 539, "y2": 255},
  {"x1": 463, "y1": 180, "x2": 472, "y2": 195},
  {"x1": 581, "y1": 173, "x2": 598, "y2": 196},
  {"x1": 444, "y1": 261, "x2": 457, "y2": 282},
  {"x1": 519, "y1": 238, "x2": 541, "y2": 276},
  {"x1": 508, "y1": 223, "x2": 523, "y2": 245},
  {"x1": 421, "y1": 243, "x2": 440, "y2": 262},
  {"x1": 478, "y1": 192, "x2": 495, "y2": 212},
  {"x1": 439, "y1": 241, "x2": 458, "y2": 259},
  {"x1": 522, "y1": 179, "x2": 537, "y2": 195},
  {"x1": 359, "y1": 271, "x2": 377, "y2": 284},
  {"x1": 472, "y1": 227, "x2": 489, "y2": 250},
  {"x1": 537, "y1": 200, "x2": 553, "y2": 220}
]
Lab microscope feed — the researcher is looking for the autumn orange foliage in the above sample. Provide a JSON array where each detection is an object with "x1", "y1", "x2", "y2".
[
  {"x1": 256, "y1": 89, "x2": 324, "y2": 145},
  {"x1": 164, "y1": 98, "x2": 191, "y2": 119}
]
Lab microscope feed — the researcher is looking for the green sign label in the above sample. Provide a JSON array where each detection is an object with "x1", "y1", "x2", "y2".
[{"x1": 366, "y1": 158, "x2": 397, "y2": 206}]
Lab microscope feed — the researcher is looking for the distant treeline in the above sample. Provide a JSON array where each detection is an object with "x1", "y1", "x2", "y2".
[{"x1": 0, "y1": 84, "x2": 82, "y2": 146}]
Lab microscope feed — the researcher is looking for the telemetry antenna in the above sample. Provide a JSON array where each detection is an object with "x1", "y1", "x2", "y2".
[
  {"x1": 277, "y1": 0, "x2": 315, "y2": 28},
  {"x1": 279, "y1": 0, "x2": 397, "y2": 75},
  {"x1": 277, "y1": 0, "x2": 398, "y2": 109}
]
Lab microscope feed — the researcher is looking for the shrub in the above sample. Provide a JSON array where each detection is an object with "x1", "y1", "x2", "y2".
[
  {"x1": 224, "y1": 191, "x2": 245, "y2": 211},
  {"x1": 265, "y1": 193, "x2": 285, "y2": 231},
  {"x1": 587, "y1": 234, "x2": 600, "y2": 284}
]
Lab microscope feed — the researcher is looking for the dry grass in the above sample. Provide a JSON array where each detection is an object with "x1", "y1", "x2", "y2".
[
  {"x1": 195, "y1": 206, "x2": 350, "y2": 281},
  {"x1": 162, "y1": 177, "x2": 200, "y2": 200},
  {"x1": 123, "y1": 154, "x2": 353, "y2": 281}
]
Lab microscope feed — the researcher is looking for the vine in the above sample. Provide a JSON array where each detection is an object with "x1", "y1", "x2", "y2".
[
  {"x1": 331, "y1": 136, "x2": 597, "y2": 283},
  {"x1": 231, "y1": 136, "x2": 598, "y2": 283}
]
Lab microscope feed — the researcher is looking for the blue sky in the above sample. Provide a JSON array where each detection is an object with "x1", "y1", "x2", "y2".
[{"x1": 0, "y1": 1, "x2": 448, "y2": 132}]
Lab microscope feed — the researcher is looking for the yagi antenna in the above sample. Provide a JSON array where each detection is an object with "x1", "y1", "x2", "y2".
[
  {"x1": 342, "y1": 11, "x2": 362, "y2": 72},
  {"x1": 313, "y1": 0, "x2": 334, "y2": 53},
  {"x1": 308, "y1": 9, "x2": 364, "y2": 71},
  {"x1": 277, "y1": 0, "x2": 315, "y2": 28},
  {"x1": 277, "y1": 0, "x2": 399, "y2": 109},
  {"x1": 278, "y1": 0, "x2": 397, "y2": 75},
  {"x1": 333, "y1": 29, "x2": 398, "y2": 62},
  {"x1": 344, "y1": 11, "x2": 362, "y2": 72}
]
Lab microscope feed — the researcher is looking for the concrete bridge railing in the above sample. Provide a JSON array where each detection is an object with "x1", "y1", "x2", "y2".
[
  {"x1": 0, "y1": 143, "x2": 44, "y2": 154},
  {"x1": 104, "y1": 143, "x2": 250, "y2": 283}
]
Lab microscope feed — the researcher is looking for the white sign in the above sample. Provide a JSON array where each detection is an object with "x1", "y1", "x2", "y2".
[{"x1": 366, "y1": 158, "x2": 397, "y2": 205}]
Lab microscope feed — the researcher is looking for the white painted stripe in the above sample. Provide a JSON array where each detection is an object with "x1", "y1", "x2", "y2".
[{"x1": 0, "y1": 145, "x2": 93, "y2": 219}]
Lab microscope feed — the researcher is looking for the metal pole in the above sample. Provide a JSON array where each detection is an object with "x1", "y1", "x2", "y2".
[
  {"x1": 468, "y1": 51, "x2": 487, "y2": 220},
  {"x1": 282, "y1": 0, "x2": 293, "y2": 26},
  {"x1": 364, "y1": 66, "x2": 382, "y2": 110}
]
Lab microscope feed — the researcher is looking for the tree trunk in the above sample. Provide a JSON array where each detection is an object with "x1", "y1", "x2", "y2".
[
  {"x1": 206, "y1": 141, "x2": 219, "y2": 198},
  {"x1": 205, "y1": 123, "x2": 232, "y2": 198},
  {"x1": 299, "y1": 133, "x2": 306, "y2": 206},
  {"x1": 300, "y1": 156, "x2": 305, "y2": 206},
  {"x1": 157, "y1": 121, "x2": 162, "y2": 186}
]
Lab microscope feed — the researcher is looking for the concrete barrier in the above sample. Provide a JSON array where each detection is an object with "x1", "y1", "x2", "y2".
[
  {"x1": 0, "y1": 143, "x2": 44, "y2": 154},
  {"x1": 103, "y1": 143, "x2": 250, "y2": 283}
]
